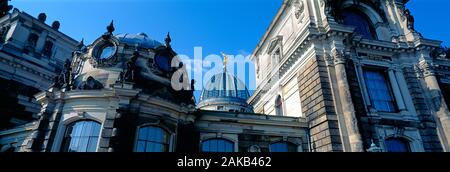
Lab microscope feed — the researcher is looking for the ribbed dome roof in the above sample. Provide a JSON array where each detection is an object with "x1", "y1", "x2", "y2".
[
  {"x1": 198, "y1": 72, "x2": 253, "y2": 113},
  {"x1": 115, "y1": 33, "x2": 163, "y2": 49},
  {"x1": 200, "y1": 72, "x2": 250, "y2": 102}
]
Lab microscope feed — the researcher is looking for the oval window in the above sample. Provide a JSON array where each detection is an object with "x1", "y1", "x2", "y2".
[{"x1": 98, "y1": 44, "x2": 116, "y2": 60}]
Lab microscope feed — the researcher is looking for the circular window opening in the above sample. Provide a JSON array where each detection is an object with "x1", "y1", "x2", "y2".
[{"x1": 98, "y1": 43, "x2": 117, "y2": 60}]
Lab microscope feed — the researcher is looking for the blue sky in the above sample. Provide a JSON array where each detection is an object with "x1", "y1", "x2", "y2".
[{"x1": 10, "y1": 0, "x2": 450, "y2": 101}]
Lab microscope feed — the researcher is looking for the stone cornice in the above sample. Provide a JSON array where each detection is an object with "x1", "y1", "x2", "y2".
[
  {"x1": 0, "y1": 51, "x2": 55, "y2": 81},
  {"x1": 197, "y1": 110, "x2": 307, "y2": 128}
]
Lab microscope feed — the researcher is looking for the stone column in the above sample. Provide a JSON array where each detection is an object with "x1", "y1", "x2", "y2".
[
  {"x1": 419, "y1": 61, "x2": 450, "y2": 151},
  {"x1": 387, "y1": 68, "x2": 407, "y2": 112},
  {"x1": 332, "y1": 50, "x2": 364, "y2": 152}
]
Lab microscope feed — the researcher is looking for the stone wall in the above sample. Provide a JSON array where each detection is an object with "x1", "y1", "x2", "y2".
[{"x1": 298, "y1": 55, "x2": 342, "y2": 152}]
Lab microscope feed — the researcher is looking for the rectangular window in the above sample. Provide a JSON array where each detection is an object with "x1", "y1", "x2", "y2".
[{"x1": 363, "y1": 68, "x2": 397, "y2": 113}]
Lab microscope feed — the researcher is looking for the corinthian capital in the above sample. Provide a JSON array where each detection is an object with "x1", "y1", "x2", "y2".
[
  {"x1": 332, "y1": 49, "x2": 348, "y2": 65},
  {"x1": 419, "y1": 60, "x2": 436, "y2": 77}
]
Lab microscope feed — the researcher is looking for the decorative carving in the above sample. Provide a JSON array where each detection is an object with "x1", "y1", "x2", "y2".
[
  {"x1": 247, "y1": 145, "x2": 261, "y2": 152},
  {"x1": 332, "y1": 49, "x2": 347, "y2": 65},
  {"x1": 393, "y1": 127, "x2": 405, "y2": 138},
  {"x1": 419, "y1": 61, "x2": 436, "y2": 77},
  {"x1": 293, "y1": 0, "x2": 305, "y2": 21},
  {"x1": 77, "y1": 76, "x2": 104, "y2": 90},
  {"x1": 366, "y1": 139, "x2": 382, "y2": 152},
  {"x1": 323, "y1": 53, "x2": 334, "y2": 66},
  {"x1": 431, "y1": 47, "x2": 447, "y2": 59}
]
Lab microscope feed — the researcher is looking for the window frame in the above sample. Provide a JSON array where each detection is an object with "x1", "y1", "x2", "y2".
[
  {"x1": 340, "y1": 8, "x2": 378, "y2": 40},
  {"x1": 61, "y1": 120, "x2": 102, "y2": 152},
  {"x1": 384, "y1": 137, "x2": 411, "y2": 152},
  {"x1": 134, "y1": 125, "x2": 171, "y2": 152},
  {"x1": 269, "y1": 141, "x2": 298, "y2": 152},
  {"x1": 201, "y1": 138, "x2": 235, "y2": 152},
  {"x1": 362, "y1": 67, "x2": 399, "y2": 113}
]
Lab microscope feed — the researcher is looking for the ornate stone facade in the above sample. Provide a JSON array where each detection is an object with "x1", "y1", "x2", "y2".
[
  {"x1": 248, "y1": 0, "x2": 450, "y2": 152},
  {"x1": 0, "y1": 7, "x2": 78, "y2": 131},
  {"x1": 1, "y1": 0, "x2": 450, "y2": 152}
]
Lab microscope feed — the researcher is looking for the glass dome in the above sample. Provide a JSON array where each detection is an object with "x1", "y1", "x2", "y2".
[{"x1": 198, "y1": 72, "x2": 253, "y2": 112}]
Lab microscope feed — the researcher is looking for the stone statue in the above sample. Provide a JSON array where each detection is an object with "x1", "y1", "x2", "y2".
[
  {"x1": 404, "y1": 9, "x2": 415, "y2": 31},
  {"x1": 78, "y1": 76, "x2": 104, "y2": 90},
  {"x1": 62, "y1": 59, "x2": 72, "y2": 89},
  {"x1": 123, "y1": 51, "x2": 139, "y2": 82},
  {"x1": 51, "y1": 59, "x2": 72, "y2": 89}
]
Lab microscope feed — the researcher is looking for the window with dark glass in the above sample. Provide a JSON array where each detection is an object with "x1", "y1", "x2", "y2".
[
  {"x1": 42, "y1": 41, "x2": 53, "y2": 57},
  {"x1": 275, "y1": 95, "x2": 284, "y2": 116},
  {"x1": 341, "y1": 9, "x2": 377, "y2": 40},
  {"x1": 61, "y1": 120, "x2": 101, "y2": 152},
  {"x1": 27, "y1": 33, "x2": 39, "y2": 48},
  {"x1": 135, "y1": 126, "x2": 170, "y2": 152},
  {"x1": 201, "y1": 139, "x2": 234, "y2": 152},
  {"x1": 269, "y1": 141, "x2": 297, "y2": 152},
  {"x1": 363, "y1": 69, "x2": 397, "y2": 112},
  {"x1": 385, "y1": 138, "x2": 411, "y2": 152}
]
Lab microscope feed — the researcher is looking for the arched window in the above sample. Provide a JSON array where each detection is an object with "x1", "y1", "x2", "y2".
[
  {"x1": 61, "y1": 120, "x2": 101, "y2": 152},
  {"x1": 384, "y1": 138, "x2": 411, "y2": 152},
  {"x1": 135, "y1": 126, "x2": 170, "y2": 152},
  {"x1": 269, "y1": 141, "x2": 297, "y2": 152},
  {"x1": 275, "y1": 95, "x2": 284, "y2": 116},
  {"x1": 201, "y1": 138, "x2": 234, "y2": 152},
  {"x1": 341, "y1": 9, "x2": 377, "y2": 40}
]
